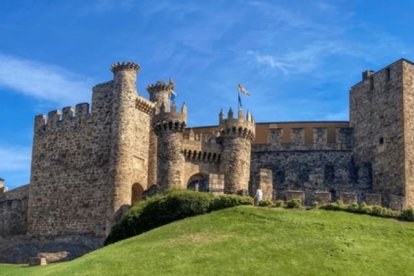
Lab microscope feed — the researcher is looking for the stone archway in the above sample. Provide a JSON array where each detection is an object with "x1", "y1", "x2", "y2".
[
  {"x1": 187, "y1": 173, "x2": 209, "y2": 192},
  {"x1": 131, "y1": 183, "x2": 144, "y2": 205}
]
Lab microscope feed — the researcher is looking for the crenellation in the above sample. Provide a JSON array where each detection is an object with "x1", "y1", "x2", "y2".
[
  {"x1": 335, "y1": 127, "x2": 353, "y2": 150},
  {"x1": 62, "y1": 107, "x2": 75, "y2": 122},
  {"x1": 47, "y1": 109, "x2": 62, "y2": 126},
  {"x1": 34, "y1": 114, "x2": 47, "y2": 133},
  {"x1": 291, "y1": 128, "x2": 305, "y2": 148},
  {"x1": 75, "y1": 103, "x2": 90, "y2": 118},
  {"x1": 313, "y1": 128, "x2": 328, "y2": 149}
]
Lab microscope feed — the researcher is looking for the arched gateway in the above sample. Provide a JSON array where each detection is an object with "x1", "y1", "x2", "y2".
[{"x1": 187, "y1": 173, "x2": 209, "y2": 192}]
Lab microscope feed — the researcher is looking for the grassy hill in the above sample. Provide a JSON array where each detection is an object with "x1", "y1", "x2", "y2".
[{"x1": 2, "y1": 206, "x2": 414, "y2": 276}]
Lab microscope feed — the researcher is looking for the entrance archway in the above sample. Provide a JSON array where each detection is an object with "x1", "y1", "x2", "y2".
[
  {"x1": 187, "y1": 173, "x2": 209, "y2": 192},
  {"x1": 131, "y1": 183, "x2": 144, "y2": 205}
]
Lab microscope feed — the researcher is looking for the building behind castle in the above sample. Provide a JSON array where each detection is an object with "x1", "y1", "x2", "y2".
[{"x1": 1, "y1": 58, "x2": 414, "y2": 238}]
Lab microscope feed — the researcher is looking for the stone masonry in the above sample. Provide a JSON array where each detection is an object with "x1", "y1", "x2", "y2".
[{"x1": 2, "y1": 58, "x2": 414, "y2": 241}]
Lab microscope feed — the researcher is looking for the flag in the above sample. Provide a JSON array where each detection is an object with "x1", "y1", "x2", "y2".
[
  {"x1": 170, "y1": 90, "x2": 176, "y2": 102},
  {"x1": 238, "y1": 84, "x2": 250, "y2": 96},
  {"x1": 238, "y1": 93, "x2": 242, "y2": 108}
]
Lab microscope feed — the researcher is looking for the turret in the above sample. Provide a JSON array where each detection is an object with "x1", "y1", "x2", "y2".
[
  {"x1": 109, "y1": 61, "x2": 147, "y2": 227},
  {"x1": 219, "y1": 107, "x2": 255, "y2": 194},
  {"x1": 0, "y1": 177, "x2": 5, "y2": 193},
  {"x1": 147, "y1": 80, "x2": 174, "y2": 113},
  {"x1": 153, "y1": 101, "x2": 187, "y2": 190}
]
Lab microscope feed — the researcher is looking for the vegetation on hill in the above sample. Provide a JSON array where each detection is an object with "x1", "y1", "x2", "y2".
[
  {"x1": 2, "y1": 206, "x2": 414, "y2": 276},
  {"x1": 105, "y1": 189, "x2": 253, "y2": 244}
]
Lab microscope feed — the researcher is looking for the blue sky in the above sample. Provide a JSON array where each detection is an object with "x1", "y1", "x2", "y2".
[{"x1": 1, "y1": 0, "x2": 413, "y2": 189}]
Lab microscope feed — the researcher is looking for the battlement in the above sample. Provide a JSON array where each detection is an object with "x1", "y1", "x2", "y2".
[
  {"x1": 265, "y1": 126, "x2": 353, "y2": 151},
  {"x1": 153, "y1": 102, "x2": 187, "y2": 132},
  {"x1": 147, "y1": 80, "x2": 173, "y2": 94},
  {"x1": 135, "y1": 96, "x2": 155, "y2": 115},
  {"x1": 110, "y1": 61, "x2": 140, "y2": 73},
  {"x1": 182, "y1": 133, "x2": 222, "y2": 163},
  {"x1": 34, "y1": 103, "x2": 91, "y2": 133},
  {"x1": 219, "y1": 108, "x2": 255, "y2": 141}
]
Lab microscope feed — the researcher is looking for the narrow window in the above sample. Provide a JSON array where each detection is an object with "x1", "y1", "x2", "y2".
[
  {"x1": 370, "y1": 77, "x2": 374, "y2": 90},
  {"x1": 386, "y1": 68, "x2": 391, "y2": 81},
  {"x1": 379, "y1": 137, "x2": 384, "y2": 145}
]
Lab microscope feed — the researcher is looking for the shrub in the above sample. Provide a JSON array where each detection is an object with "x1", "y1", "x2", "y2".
[
  {"x1": 209, "y1": 194, "x2": 253, "y2": 211},
  {"x1": 106, "y1": 190, "x2": 213, "y2": 245},
  {"x1": 400, "y1": 208, "x2": 414, "y2": 221},
  {"x1": 311, "y1": 201, "x2": 320, "y2": 209},
  {"x1": 258, "y1": 199, "x2": 273, "y2": 207},
  {"x1": 106, "y1": 190, "x2": 254, "y2": 245},
  {"x1": 274, "y1": 200, "x2": 285, "y2": 208},
  {"x1": 286, "y1": 199, "x2": 302, "y2": 209}
]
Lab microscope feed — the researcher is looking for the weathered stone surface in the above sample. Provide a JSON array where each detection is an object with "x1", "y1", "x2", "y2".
[
  {"x1": 29, "y1": 257, "x2": 47, "y2": 266},
  {"x1": 285, "y1": 190, "x2": 305, "y2": 203},
  {"x1": 313, "y1": 191, "x2": 331, "y2": 204},
  {"x1": 365, "y1": 193, "x2": 382, "y2": 206},
  {"x1": 340, "y1": 192, "x2": 357, "y2": 204}
]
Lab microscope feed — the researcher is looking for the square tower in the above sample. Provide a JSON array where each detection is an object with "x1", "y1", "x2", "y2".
[{"x1": 350, "y1": 59, "x2": 414, "y2": 209}]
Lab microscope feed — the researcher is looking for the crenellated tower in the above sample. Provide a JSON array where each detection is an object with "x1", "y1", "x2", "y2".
[
  {"x1": 153, "y1": 101, "x2": 187, "y2": 190},
  {"x1": 147, "y1": 80, "x2": 175, "y2": 187},
  {"x1": 147, "y1": 80, "x2": 174, "y2": 112},
  {"x1": 110, "y1": 62, "x2": 154, "y2": 223},
  {"x1": 219, "y1": 108, "x2": 255, "y2": 194}
]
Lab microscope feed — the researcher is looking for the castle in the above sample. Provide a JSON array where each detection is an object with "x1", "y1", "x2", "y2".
[{"x1": 1, "y1": 58, "x2": 414, "y2": 239}]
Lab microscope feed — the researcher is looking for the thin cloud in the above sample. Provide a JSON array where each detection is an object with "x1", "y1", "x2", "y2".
[
  {"x1": 249, "y1": 42, "x2": 346, "y2": 75},
  {"x1": 0, "y1": 53, "x2": 91, "y2": 105},
  {"x1": 0, "y1": 146, "x2": 31, "y2": 172}
]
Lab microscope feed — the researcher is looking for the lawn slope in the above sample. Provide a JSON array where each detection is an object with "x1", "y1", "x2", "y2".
[{"x1": 2, "y1": 206, "x2": 414, "y2": 276}]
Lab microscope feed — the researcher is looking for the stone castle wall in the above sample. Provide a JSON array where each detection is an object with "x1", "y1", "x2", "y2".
[
  {"x1": 402, "y1": 61, "x2": 414, "y2": 208},
  {"x1": 28, "y1": 84, "x2": 115, "y2": 237},
  {"x1": 350, "y1": 60, "x2": 407, "y2": 208},
  {"x1": 249, "y1": 126, "x2": 361, "y2": 204},
  {"x1": 0, "y1": 185, "x2": 29, "y2": 236}
]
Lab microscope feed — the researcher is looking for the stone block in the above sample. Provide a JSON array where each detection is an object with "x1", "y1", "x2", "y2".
[
  {"x1": 389, "y1": 195, "x2": 405, "y2": 210},
  {"x1": 258, "y1": 168, "x2": 273, "y2": 200},
  {"x1": 269, "y1": 128, "x2": 283, "y2": 146},
  {"x1": 208, "y1": 173, "x2": 224, "y2": 195},
  {"x1": 29, "y1": 257, "x2": 47, "y2": 266},
  {"x1": 340, "y1": 192, "x2": 357, "y2": 204},
  {"x1": 285, "y1": 190, "x2": 305, "y2": 203},
  {"x1": 365, "y1": 193, "x2": 382, "y2": 206},
  {"x1": 313, "y1": 191, "x2": 331, "y2": 204}
]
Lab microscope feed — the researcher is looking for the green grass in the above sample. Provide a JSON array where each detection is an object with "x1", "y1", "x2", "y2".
[{"x1": 1, "y1": 206, "x2": 414, "y2": 276}]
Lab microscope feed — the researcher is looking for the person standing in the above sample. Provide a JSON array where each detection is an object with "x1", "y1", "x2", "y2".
[{"x1": 254, "y1": 188, "x2": 263, "y2": 206}]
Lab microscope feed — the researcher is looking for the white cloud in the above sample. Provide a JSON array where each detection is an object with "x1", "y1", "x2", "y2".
[
  {"x1": 0, "y1": 54, "x2": 91, "y2": 105},
  {"x1": 249, "y1": 42, "x2": 346, "y2": 75},
  {"x1": 0, "y1": 146, "x2": 31, "y2": 172}
]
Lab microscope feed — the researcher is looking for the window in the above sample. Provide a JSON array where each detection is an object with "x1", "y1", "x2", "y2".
[
  {"x1": 386, "y1": 68, "x2": 391, "y2": 81},
  {"x1": 379, "y1": 137, "x2": 384, "y2": 145}
]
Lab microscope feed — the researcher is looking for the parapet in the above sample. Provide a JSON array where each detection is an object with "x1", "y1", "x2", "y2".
[
  {"x1": 219, "y1": 108, "x2": 255, "y2": 142},
  {"x1": 266, "y1": 125, "x2": 353, "y2": 151},
  {"x1": 147, "y1": 80, "x2": 173, "y2": 94},
  {"x1": 34, "y1": 103, "x2": 91, "y2": 133},
  {"x1": 153, "y1": 101, "x2": 187, "y2": 132},
  {"x1": 110, "y1": 61, "x2": 140, "y2": 73},
  {"x1": 135, "y1": 96, "x2": 155, "y2": 115}
]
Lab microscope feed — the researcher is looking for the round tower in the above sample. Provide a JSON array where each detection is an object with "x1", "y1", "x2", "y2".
[
  {"x1": 146, "y1": 80, "x2": 175, "y2": 187},
  {"x1": 153, "y1": 101, "x2": 187, "y2": 190},
  {"x1": 219, "y1": 107, "x2": 255, "y2": 194},
  {"x1": 109, "y1": 61, "x2": 142, "y2": 226},
  {"x1": 147, "y1": 80, "x2": 174, "y2": 112}
]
